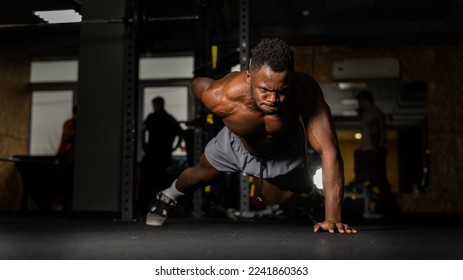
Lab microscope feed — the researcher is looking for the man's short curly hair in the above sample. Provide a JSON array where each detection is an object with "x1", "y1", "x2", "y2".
[{"x1": 250, "y1": 38, "x2": 294, "y2": 72}]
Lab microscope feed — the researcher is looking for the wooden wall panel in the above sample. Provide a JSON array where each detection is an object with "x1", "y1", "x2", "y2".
[
  {"x1": 293, "y1": 44, "x2": 463, "y2": 212},
  {"x1": 292, "y1": 46, "x2": 314, "y2": 76},
  {"x1": 399, "y1": 47, "x2": 463, "y2": 211},
  {"x1": 0, "y1": 53, "x2": 31, "y2": 211}
]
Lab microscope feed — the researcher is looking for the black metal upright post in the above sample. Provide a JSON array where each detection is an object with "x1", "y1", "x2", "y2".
[
  {"x1": 191, "y1": 0, "x2": 209, "y2": 218},
  {"x1": 239, "y1": 0, "x2": 250, "y2": 212},
  {"x1": 120, "y1": 0, "x2": 138, "y2": 221},
  {"x1": 239, "y1": 0, "x2": 250, "y2": 71}
]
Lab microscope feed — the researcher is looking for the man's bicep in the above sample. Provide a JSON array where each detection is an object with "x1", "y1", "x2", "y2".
[{"x1": 305, "y1": 104, "x2": 339, "y2": 155}]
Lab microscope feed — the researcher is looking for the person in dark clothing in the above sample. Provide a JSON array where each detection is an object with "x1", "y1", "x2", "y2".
[
  {"x1": 57, "y1": 104, "x2": 77, "y2": 163},
  {"x1": 56, "y1": 104, "x2": 77, "y2": 212},
  {"x1": 355, "y1": 90, "x2": 393, "y2": 213},
  {"x1": 138, "y1": 96, "x2": 183, "y2": 216}
]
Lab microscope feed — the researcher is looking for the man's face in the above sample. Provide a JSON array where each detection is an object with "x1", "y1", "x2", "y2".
[{"x1": 246, "y1": 64, "x2": 293, "y2": 115}]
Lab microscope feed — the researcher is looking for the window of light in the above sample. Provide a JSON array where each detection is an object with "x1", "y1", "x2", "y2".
[
  {"x1": 30, "y1": 60, "x2": 78, "y2": 82},
  {"x1": 30, "y1": 58, "x2": 192, "y2": 158},
  {"x1": 30, "y1": 91, "x2": 74, "y2": 155},
  {"x1": 139, "y1": 57, "x2": 194, "y2": 79}
]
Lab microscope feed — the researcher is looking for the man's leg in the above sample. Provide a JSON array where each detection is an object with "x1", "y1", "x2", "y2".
[
  {"x1": 265, "y1": 165, "x2": 316, "y2": 196},
  {"x1": 266, "y1": 167, "x2": 324, "y2": 222},
  {"x1": 247, "y1": 166, "x2": 322, "y2": 221},
  {"x1": 146, "y1": 153, "x2": 221, "y2": 226},
  {"x1": 258, "y1": 180, "x2": 293, "y2": 205}
]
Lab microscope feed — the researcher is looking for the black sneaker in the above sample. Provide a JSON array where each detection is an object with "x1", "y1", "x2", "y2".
[{"x1": 146, "y1": 192, "x2": 177, "y2": 226}]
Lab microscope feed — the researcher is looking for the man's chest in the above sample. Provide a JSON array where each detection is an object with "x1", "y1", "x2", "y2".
[{"x1": 223, "y1": 112, "x2": 296, "y2": 139}]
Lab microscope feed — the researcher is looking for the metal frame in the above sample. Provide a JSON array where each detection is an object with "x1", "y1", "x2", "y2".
[
  {"x1": 239, "y1": 0, "x2": 250, "y2": 212},
  {"x1": 239, "y1": 0, "x2": 250, "y2": 71},
  {"x1": 120, "y1": 0, "x2": 138, "y2": 221}
]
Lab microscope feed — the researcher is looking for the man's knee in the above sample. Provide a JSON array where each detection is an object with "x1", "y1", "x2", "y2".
[{"x1": 259, "y1": 180, "x2": 294, "y2": 205}]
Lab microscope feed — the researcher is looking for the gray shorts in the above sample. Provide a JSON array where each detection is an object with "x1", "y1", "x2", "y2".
[{"x1": 204, "y1": 125, "x2": 310, "y2": 191}]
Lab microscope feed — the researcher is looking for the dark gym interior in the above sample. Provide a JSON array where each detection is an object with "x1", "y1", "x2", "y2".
[{"x1": 1, "y1": 0, "x2": 463, "y2": 260}]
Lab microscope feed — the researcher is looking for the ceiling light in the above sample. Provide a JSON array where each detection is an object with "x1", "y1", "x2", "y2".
[
  {"x1": 33, "y1": 9, "x2": 82, "y2": 24},
  {"x1": 313, "y1": 168, "x2": 323, "y2": 190}
]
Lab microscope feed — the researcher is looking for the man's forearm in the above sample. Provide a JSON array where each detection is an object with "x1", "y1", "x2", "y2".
[
  {"x1": 322, "y1": 154, "x2": 344, "y2": 222},
  {"x1": 324, "y1": 182, "x2": 343, "y2": 222}
]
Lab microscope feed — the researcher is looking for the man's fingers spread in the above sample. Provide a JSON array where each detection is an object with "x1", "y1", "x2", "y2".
[
  {"x1": 336, "y1": 223, "x2": 345, "y2": 233},
  {"x1": 343, "y1": 224, "x2": 358, "y2": 233},
  {"x1": 329, "y1": 223, "x2": 335, "y2": 233},
  {"x1": 344, "y1": 224, "x2": 352, "y2": 233},
  {"x1": 314, "y1": 222, "x2": 358, "y2": 233}
]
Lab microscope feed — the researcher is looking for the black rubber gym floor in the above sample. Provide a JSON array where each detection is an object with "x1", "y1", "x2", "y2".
[{"x1": 1, "y1": 213, "x2": 462, "y2": 260}]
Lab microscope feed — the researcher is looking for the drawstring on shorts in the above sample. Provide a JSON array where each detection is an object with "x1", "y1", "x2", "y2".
[{"x1": 256, "y1": 157, "x2": 266, "y2": 201}]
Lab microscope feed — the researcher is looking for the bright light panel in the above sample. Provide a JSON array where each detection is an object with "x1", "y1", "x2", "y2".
[
  {"x1": 33, "y1": 9, "x2": 82, "y2": 24},
  {"x1": 313, "y1": 168, "x2": 323, "y2": 190}
]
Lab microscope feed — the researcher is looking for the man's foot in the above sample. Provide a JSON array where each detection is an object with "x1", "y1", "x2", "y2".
[{"x1": 146, "y1": 192, "x2": 177, "y2": 226}]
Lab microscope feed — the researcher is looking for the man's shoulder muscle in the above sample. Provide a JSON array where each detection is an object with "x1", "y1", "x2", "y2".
[{"x1": 203, "y1": 72, "x2": 245, "y2": 115}]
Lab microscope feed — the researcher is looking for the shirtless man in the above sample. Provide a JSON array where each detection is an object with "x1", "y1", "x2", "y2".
[{"x1": 146, "y1": 38, "x2": 356, "y2": 234}]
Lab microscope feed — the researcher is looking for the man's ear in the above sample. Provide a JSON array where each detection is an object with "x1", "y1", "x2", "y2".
[{"x1": 245, "y1": 70, "x2": 251, "y2": 84}]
